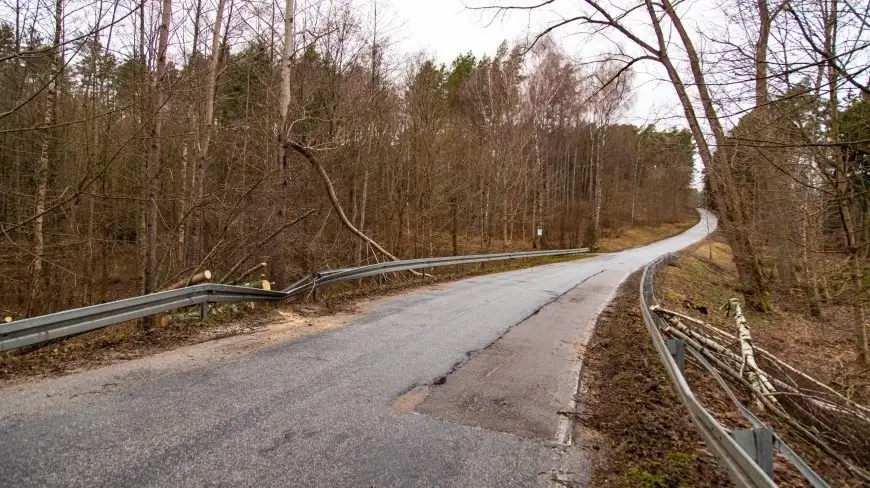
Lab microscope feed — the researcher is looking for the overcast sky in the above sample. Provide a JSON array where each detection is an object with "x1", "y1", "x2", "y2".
[{"x1": 390, "y1": 0, "x2": 684, "y2": 128}]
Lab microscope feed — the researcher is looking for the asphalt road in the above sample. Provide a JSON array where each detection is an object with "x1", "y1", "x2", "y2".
[{"x1": 0, "y1": 210, "x2": 716, "y2": 488}]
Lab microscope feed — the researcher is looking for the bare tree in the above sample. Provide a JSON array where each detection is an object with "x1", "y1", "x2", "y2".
[
  {"x1": 28, "y1": 0, "x2": 63, "y2": 313},
  {"x1": 144, "y1": 0, "x2": 172, "y2": 296}
]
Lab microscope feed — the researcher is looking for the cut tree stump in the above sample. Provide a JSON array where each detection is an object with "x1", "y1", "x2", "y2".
[{"x1": 163, "y1": 270, "x2": 212, "y2": 291}]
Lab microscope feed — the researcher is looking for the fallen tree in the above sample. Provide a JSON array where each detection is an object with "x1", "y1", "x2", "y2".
[
  {"x1": 162, "y1": 270, "x2": 212, "y2": 291},
  {"x1": 286, "y1": 140, "x2": 421, "y2": 276},
  {"x1": 651, "y1": 302, "x2": 870, "y2": 482}
]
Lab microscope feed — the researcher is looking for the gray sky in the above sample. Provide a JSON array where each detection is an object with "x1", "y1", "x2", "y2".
[{"x1": 391, "y1": 0, "x2": 684, "y2": 128}]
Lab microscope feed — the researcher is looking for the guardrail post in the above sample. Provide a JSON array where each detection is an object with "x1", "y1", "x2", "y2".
[
  {"x1": 312, "y1": 286, "x2": 320, "y2": 302},
  {"x1": 666, "y1": 338, "x2": 685, "y2": 374},
  {"x1": 730, "y1": 428, "x2": 775, "y2": 478},
  {"x1": 376, "y1": 273, "x2": 384, "y2": 287},
  {"x1": 200, "y1": 302, "x2": 211, "y2": 320}
]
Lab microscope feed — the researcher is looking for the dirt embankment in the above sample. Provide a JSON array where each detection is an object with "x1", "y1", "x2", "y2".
[{"x1": 578, "y1": 272, "x2": 732, "y2": 488}]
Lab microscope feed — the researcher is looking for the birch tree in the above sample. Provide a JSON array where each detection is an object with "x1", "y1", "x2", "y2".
[{"x1": 29, "y1": 0, "x2": 63, "y2": 313}]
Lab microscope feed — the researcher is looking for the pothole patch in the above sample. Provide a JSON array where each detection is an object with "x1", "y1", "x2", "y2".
[{"x1": 391, "y1": 385, "x2": 431, "y2": 414}]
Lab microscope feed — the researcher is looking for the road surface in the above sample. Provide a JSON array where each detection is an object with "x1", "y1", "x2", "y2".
[{"x1": 0, "y1": 210, "x2": 716, "y2": 487}]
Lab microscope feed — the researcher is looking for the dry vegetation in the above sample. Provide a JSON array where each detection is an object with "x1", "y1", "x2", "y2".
[
  {"x1": 658, "y1": 237, "x2": 869, "y2": 404},
  {"x1": 490, "y1": 0, "x2": 870, "y2": 369},
  {"x1": 578, "y1": 272, "x2": 733, "y2": 488},
  {"x1": 0, "y1": 0, "x2": 697, "y2": 326},
  {"x1": 595, "y1": 219, "x2": 697, "y2": 253}
]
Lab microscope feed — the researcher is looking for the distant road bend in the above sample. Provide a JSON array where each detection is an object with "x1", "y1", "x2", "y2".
[{"x1": 0, "y1": 210, "x2": 716, "y2": 487}]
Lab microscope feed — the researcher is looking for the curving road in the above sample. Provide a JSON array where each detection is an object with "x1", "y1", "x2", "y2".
[{"x1": 0, "y1": 210, "x2": 716, "y2": 488}]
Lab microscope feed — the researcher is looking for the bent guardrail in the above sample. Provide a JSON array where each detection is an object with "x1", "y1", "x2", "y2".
[
  {"x1": 1, "y1": 248, "x2": 588, "y2": 352},
  {"x1": 640, "y1": 255, "x2": 828, "y2": 488}
]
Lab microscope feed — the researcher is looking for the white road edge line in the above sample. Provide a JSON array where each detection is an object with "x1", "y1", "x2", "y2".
[{"x1": 555, "y1": 210, "x2": 714, "y2": 447}]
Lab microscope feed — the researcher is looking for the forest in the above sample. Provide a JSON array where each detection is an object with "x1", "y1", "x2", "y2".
[
  {"x1": 494, "y1": 0, "x2": 870, "y2": 365},
  {"x1": 0, "y1": 0, "x2": 696, "y2": 318}
]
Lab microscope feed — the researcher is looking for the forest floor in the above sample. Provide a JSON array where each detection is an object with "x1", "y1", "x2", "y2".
[
  {"x1": 0, "y1": 217, "x2": 697, "y2": 386},
  {"x1": 578, "y1": 234, "x2": 868, "y2": 487}
]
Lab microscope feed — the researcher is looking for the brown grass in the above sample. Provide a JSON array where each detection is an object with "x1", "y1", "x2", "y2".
[{"x1": 596, "y1": 219, "x2": 698, "y2": 253}]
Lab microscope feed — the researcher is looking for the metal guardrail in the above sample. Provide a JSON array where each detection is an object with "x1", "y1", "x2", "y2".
[
  {"x1": 640, "y1": 255, "x2": 828, "y2": 488},
  {"x1": 1, "y1": 248, "x2": 588, "y2": 352}
]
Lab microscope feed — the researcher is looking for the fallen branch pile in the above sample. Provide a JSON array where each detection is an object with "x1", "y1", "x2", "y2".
[{"x1": 650, "y1": 302, "x2": 870, "y2": 482}]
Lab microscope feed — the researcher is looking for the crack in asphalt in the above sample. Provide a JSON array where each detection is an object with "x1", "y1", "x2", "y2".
[{"x1": 416, "y1": 269, "x2": 607, "y2": 391}]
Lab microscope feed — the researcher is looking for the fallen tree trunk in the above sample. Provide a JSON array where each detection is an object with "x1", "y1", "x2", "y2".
[
  {"x1": 163, "y1": 270, "x2": 212, "y2": 291},
  {"x1": 654, "y1": 311, "x2": 870, "y2": 421},
  {"x1": 286, "y1": 140, "x2": 420, "y2": 276},
  {"x1": 727, "y1": 298, "x2": 778, "y2": 408},
  {"x1": 654, "y1": 305, "x2": 870, "y2": 417},
  {"x1": 677, "y1": 326, "x2": 870, "y2": 483},
  {"x1": 237, "y1": 279, "x2": 270, "y2": 291}
]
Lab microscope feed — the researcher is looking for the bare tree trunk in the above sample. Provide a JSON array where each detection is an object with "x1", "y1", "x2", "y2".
[
  {"x1": 29, "y1": 0, "x2": 63, "y2": 315},
  {"x1": 630, "y1": 135, "x2": 642, "y2": 227},
  {"x1": 198, "y1": 0, "x2": 227, "y2": 186},
  {"x1": 276, "y1": 0, "x2": 294, "y2": 217},
  {"x1": 451, "y1": 195, "x2": 459, "y2": 255},
  {"x1": 754, "y1": 0, "x2": 771, "y2": 108},
  {"x1": 144, "y1": 0, "x2": 172, "y2": 297},
  {"x1": 179, "y1": 140, "x2": 189, "y2": 265},
  {"x1": 179, "y1": 0, "x2": 202, "y2": 265},
  {"x1": 191, "y1": 0, "x2": 227, "y2": 256},
  {"x1": 356, "y1": 169, "x2": 369, "y2": 264},
  {"x1": 647, "y1": 0, "x2": 770, "y2": 309},
  {"x1": 593, "y1": 128, "x2": 603, "y2": 235},
  {"x1": 532, "y1": 126, "x2": 543, "y2": 249},
  {"x1": 800, "y1": 181, "x2": 822, "y2": 317},
  {"x1": 822, "y1": 0, "x2": 868, "y2": 363}
]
